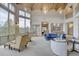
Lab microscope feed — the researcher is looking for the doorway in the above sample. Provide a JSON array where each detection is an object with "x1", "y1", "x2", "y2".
[{"x1": 41, "y1": 22, "x2": 49, "y2": 35}]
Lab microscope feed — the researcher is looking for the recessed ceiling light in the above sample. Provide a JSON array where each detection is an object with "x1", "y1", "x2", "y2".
[
  {"x1": 43, "y1": 6, "x2": 48, "y2": 14},
  {"x1": 43, "y1": 10, "x2": 48, "y2": 14},
  {"x1": 59, "y1": 10, "x2": 62, "y2": 14},
  {"x1": 58, "y1": 8, "x2": 63, "y2": 14}
]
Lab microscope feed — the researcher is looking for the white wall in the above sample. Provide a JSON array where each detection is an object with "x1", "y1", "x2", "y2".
[
  {"x1": 64, "y1": 4, "x2": 79, "y2": 38},
  {"x1": 31, "y1": 10, "x2": 65, "y2": 35},
  {"x1": 31, "y1": 10, "x2": 64, "y2": 24},
  {"x1": 64, "y1": 18, "x2": 73, "y2": 35},
  {"x1": 73, "y1": 18, "x2": 78, "y2": 38},
  {"x1": 64, "y1": 17, "x2": 79, "y2": 38}
]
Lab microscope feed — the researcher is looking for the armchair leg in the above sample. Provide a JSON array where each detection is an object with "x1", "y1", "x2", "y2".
[
  {"x1": 18, "y1": 49, "x2": 20, "y2": 52},
  {"x1": 13, "y1": 48, "x2": 15, "y2": 50},
  {"x1": 10, "y1": 47, "x2": 12, "y2": 50},
  {"x1": 4, "y1": 45, "x2": 5, "y2": 48},
  {"x1": 9, "y1": 45, "x2": 10, "y2": 49},
  {"x1": 25, "y1": 45, "x2": 27, "y2": 47},
  {"x1": 29, "y1": 40, "x2": 32, "y2": 42}
]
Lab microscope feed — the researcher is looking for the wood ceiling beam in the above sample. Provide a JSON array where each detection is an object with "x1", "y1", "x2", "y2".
[{"x1": 16, "y1": 3, "x2": 67, "y2": 11}]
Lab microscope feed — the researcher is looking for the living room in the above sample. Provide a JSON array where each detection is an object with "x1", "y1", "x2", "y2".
[{"x1": 0, "y1": 3, "x2": 79, "y2": 56}]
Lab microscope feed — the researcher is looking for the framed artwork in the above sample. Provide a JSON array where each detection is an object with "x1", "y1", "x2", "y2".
[{"x1": 51, "y1": 23, "x2": 63, "y2": 34}]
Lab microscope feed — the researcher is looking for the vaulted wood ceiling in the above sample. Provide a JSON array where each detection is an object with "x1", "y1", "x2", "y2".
[{"x1": 16, "y1": 3, "x2": 67, "y2": 10}]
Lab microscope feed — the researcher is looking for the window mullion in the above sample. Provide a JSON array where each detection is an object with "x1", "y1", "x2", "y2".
[
  {"x1": 24, "y1": 11, "x2": 26, "y2": 35},
  {"x1": 8, "y1": 4, "x2": 10, "y2": 42}
]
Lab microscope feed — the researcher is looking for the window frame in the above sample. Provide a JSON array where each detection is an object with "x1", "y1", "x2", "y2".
[
  {"x1": 19, "y1": 9, "x2": 31, "y2": 35},
  {"x1": 0, "y1": 3, "x2": 16, "y2": 45}
]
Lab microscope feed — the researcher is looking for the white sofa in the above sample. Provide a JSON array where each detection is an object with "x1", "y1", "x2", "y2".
[{"x1": 51, "y1": 39, "x2": 67, "y2": 56}]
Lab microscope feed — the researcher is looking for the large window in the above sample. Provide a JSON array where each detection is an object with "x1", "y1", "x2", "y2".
[
  {"x1": 1, "y1": 3, "x2": 8, "y2": 7},
  {"x1": 0, "y1": 7, "x2": 9, "y2": 44},
  {"x1": 9, "y1": 13, "x2": 15, "y2": 35},
  {"x1": 19, "y1": 17, "x2": 25, "y2": 34},
  {"x1": 0, "y1": 8, "x2": 8, "y2": 36},
  {"x1": 19, "y1": 18, "x2": 31, "y2": 35},
  {"x1": 19, "y1": 10, "x2": 30, "y2": 35},
  {"x1": 0, "y1": 3, "x2": 31, "y2": 45},
  {"x1": 25, "y1": 19, "x2": 30, "y2": 32},
  {"x1": 9, "y1": 4, "x2": 15, "y2": 41},
  {"x1": 19, "y1": 10, "x2": 25, "y2": 16},
  {"x1": 0, "y1": 3, "x2": 15, "y2": 45},
  {"x1": 9, "y1": 4, "x2": 15, "y2": 12},
  {"x1": 26, "y1": 13, "x2": 30, "y2": 18}
]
